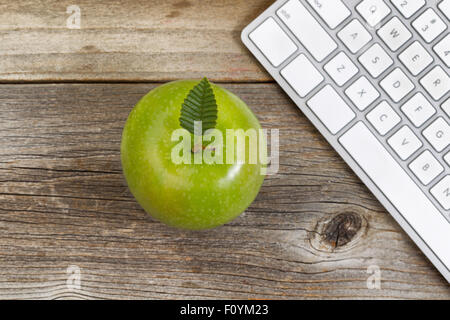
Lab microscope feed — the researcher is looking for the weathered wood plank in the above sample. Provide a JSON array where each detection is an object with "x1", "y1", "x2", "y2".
[
  {"x1": 0, "y1": 0, "x2": 272, "y2": 82},
  {"x1": 0, "y1": 83, "x2": 448, "y2": 299}
]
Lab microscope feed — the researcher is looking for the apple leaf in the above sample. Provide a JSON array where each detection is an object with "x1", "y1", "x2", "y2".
[{"x1": 179, "y1": 77, "x2": 218, "y2": 135}]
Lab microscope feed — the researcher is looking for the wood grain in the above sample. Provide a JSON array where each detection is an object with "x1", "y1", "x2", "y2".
[
  {"x1": 0, "y1": 83, "x2": 449, "y2": 299},
  {"x1": 0, "y1": 0, "x2": 272, "y2": 82}
]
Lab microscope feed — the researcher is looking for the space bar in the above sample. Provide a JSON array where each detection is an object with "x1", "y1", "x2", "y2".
[{"x1": 339, "y1": 122, "x2": 450, "y2": 270}]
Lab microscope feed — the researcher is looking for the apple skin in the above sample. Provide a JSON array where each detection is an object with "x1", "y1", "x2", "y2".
[{"x1": 121, "y1": 80, "x2": 266, "y2": 230}]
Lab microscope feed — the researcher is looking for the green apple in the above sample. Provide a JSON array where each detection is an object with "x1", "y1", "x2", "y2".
[{"x1": 121, "y1": 79, "x2": 266, "y2": 230}]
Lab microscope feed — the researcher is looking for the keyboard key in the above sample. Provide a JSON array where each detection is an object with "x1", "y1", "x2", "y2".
[
  {"x1": 388, "y1": 125, "x2": 422, "y2": 160},
  {"x1": 345, "y1": 76, "x2": 380, "y2": 111},
  {"x1": 306, "y1": 0, "x2": 351, "y2": 29},
  {"x1": 377, "y1": 17, "x2": 412, "y2": 51},
  {"x1": 390, "y1": 0, "x2": 425, "y2": 18},
  {"x1": 401, "y1": 92, "x2": 436, "y2": 127},
  {"x1": 281, "y1": 54, "x2": 324, "y2": 97},
  {"x1": 439, "y1": 0, "x2": 450, "y2": 20},
  {"x1": 399, "y1": 41, "x2": 434, "y2": 76},
  {"x1": 367, "y1": 101, "x2": 401, "y2": 135},
  {"x1": 324, "y1": 52, "x2": 359, "y2": 86},
  {"x1": 443, "y1": 98, "x2": 450, "y2": 118},
  {"x1": 249, "y1": 18, "x2": 297, "y2": 67},
  {"x1": 422, "y1": 117, "x2": 450, "y2": 152},
  {"x1": 380, "y1": 68, "x2": 415, "y2": 103},
  {"x1": 277, "y1": 0, "x2": 337, "y2": 62},
  {"x1": 420, "y1": 66, "x2": 450, "y2": 101},
  {"x1": 359, "y1": 43, "x2": 394, "y2": 78},
  {"x1": 412, "y1": 8, "x2": 448, "y2": 43},
  {"x1": 444, "y1": 151, "x2": 450, "y2": 166},
  {"x1": 337, "y1": 19, "x2": 373, "y2": 54},
  {"x1": 358, "y1": 43, "x2": 394, "y2": 78},
  {"x1": 431, "y1": 175, "x2": 450, "y2": 210},
  {"x1": 433, "y1": 34, "x2": 450, "y2": 68},
  {"x1": 339, "y1": 122, "x2": 450, "y2": 268},
  {"x1": 409, "y1": 150, "x2": 444, "y2": 185},
  {"x1": 356, "y1": 0, "x2": 391, "y2": 27},
  {"x1": 307, "y1": 85, "x2": 355, "y2": 134}
]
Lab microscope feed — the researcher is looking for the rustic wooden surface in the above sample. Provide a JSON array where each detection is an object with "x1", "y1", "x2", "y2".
[
  {"x1": 0, "y1": 0, "x2": 272, "y2": 82},
  {"x1": 0, "y1": 0, "x2": 449, "y2": 299}
]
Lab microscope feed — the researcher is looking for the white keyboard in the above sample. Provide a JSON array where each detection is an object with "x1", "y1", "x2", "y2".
[{"x1": 242, "y1": 0, "x2": 450, "y2": 282}]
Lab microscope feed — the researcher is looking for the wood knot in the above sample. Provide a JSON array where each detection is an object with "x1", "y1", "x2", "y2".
[
  {"x1": 323, "y1": 213, "x2": 362, "y2": 248},
  {"x1": 310, "y1": 212, "x2": 367, "y2": 253}
]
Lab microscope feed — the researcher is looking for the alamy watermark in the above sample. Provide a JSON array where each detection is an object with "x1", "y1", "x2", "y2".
[
  {"x1": 66, "y1": 265, "x2": 81, "y2": 290},
  {"x1": 66, "y1": 5, "x2": 81, "y2": 29},
  {"x1": 366, "y1": 265, "x2": 381, "y2": 290},
  {"x1": 171, "y1": 121, "x2": 279, "y2": 175}
]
